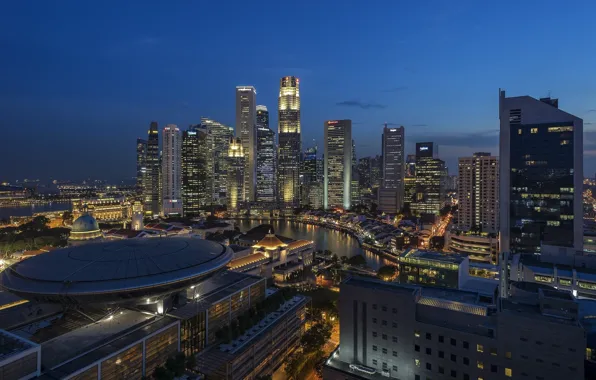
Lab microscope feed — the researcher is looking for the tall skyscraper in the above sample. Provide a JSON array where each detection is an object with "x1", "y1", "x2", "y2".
[
  {"x1": 277, "y1": 76, "x2": 301, "y2": 205},
  {"x1": 324, "y1": 120, "x2": 352, "y2": 210},
  {"x1": 227, "y1": 137, "x2": 246, "y2": 211},
  {"x1": 161, "y1": 124, "x2": 183, "y2": 216},
  {"x1": 351, "y1": 140, "x2": 360, "y2": 207},
  {"x1": 370, "y1": 155, "x2": 383, "y2": 190},
  {"x1": 403, "y1": 154, "x2": 417, "y2": 210},
  {"x1": 301, "y1": 145, "x2": 322, "y2": 208},
  {"x1": 457, "y1": 152, "x2": 499, "y2": 233},
  {"x1": 256, "y1": 105, "x2": 276, "y2": 203},
  {"x1": 136, "y1": 138, "x2": 147, "y2": 196},
  {"x1": 182, "y1": 129, "x2": 213, "y2": 216},
  {"x1": 236, "y1": 86, "x2": 257, "y2": 202},
  {"x1": 200, "y1": 117, "x2": 233, "y2": 205},
  {"x1": 145, "y1": 121, "x2": 160, "y2": 216},
  {"x1": 499, "y1": 90, "x2": 583, "y2": 255},
  {"x1": 358, "y1": 157, "x2": 372, "y2": 193},
  {"x1": 411, "y1": 142, "x2": 445, "y2": 215},
  {"x1": 378, "y1": 125, "x2": 405, "y2": 213}
]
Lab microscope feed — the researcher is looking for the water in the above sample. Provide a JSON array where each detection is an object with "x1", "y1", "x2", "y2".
[
  {"x1": 237, "y1": 219, "x2": 391, "y2": 271},
  {"x1": 0, "y1": 203, "x2": 71, "y2": 220}
]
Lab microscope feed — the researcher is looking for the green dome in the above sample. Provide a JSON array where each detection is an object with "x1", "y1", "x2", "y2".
[{"x1": 72, "y1": 214, "x2": 100, "y2": 233}]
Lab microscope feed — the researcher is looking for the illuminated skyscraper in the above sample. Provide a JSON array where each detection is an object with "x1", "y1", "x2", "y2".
[
  {"x1": 227, "y1": 137, "x2": 246, "y2": 211},
  {"x1": 277, "y1": 76, "x2": 301, "y2": 205},
  {"x1": 351, "y1": 140, "x2": 360, "y2": 207},
  {"x1": 301, "y1": 145, "x2": 322, "y2": 208},
  {"x1": 256, "y1": 106, "x2": 276, "y2": 203},
  {"x1": 324, "y1": 120, "x2": 352, "y2": 210},
  {"x1": 182, "y1": 128, "x2": 213, "y2": 216},
  {"x1": 136, "y1": 138, "x2": 147, "y2": 196},
  {"x1": 236, "y1": 86, "x2": 257, "y2": 202},
  {"x1": 145, "y1": 121, "x2": 160, "y2": 216},
  {"x1": 411, "y1": 142, "x2": 445, "y2": 215},
  {"x1": 200, "y1": 118, "x2": 233, "y2": 205},
  {"x1": 403, "y1": 154, "x2": 416, "y2": 210},
  {"x1": 499, "y1": 90, "x2": 583, "y2": 255},
  {"x1": 378, "y1": 125, "x2": 405, "y2": 213},
  {"x1": 162, "y1": 124, "x2": 183, "y2": 216}
]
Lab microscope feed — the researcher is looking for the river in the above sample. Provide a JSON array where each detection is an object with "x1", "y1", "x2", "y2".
[
  {"x1": 0, "y1": 203, "x2": 71, "y2": 220},
  {"x1": 236, "y1": 219, "x2": 392, "y2": 271}
]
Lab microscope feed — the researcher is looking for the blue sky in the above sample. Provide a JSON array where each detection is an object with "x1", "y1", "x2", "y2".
[{"x1": 2, "y1": 0, "x2": 596, "y2": 182}]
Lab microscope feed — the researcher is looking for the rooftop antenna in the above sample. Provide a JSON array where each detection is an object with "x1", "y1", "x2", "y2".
[{"x1": 547, "y1": 89, "x2": 551, "y2": 98}]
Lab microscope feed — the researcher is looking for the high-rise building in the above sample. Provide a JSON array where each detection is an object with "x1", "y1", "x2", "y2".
[
  {"x1": 301, "y1": 145, "x2": 323, "y2": 208},
  {"x1": 182, "y1": 129, "x2": 214, "y2": 216},
  {"x1": 370, "y1": 155, "x2": 383, "y2": 190},
  {"x1": 136, "y1": 138, "x2": 147, "y2": 196},
  {"x1": 277, "y1": 76, "x2": 301, "y2": 205},
  {"x1": 145, "y1": 122, "x2": 160, "y2": 216},
  {"x1": 499, "y1": 90, "x2": 583, "y2": 255},
  {"x1": 457, "y1": 152, "x2": 499, "y2": 233},
  {"x1": 227, "y1": 137, "x2": 246, "y2": 211},
  {"x1": 404, "y1": 154, "x2": 416, "y2": 210},
  {"x1": 411, "y1": 142, "x2": 445, "y2": 215},
  {"x1": 358, "y1": 157, "x2": 372, "y2": 193},
  {"x1": 351, "y1": 140, "x2": 360, "y2": 207},
  {"x1": 324, "y1": 120, "x2": 352, "y2": 210},
  {"x1": 200, "y1": 118, "x2": 234, "y2": 205},
  {"x1": 256, "y1": 105, "x2": 276, "y2": 203},
  {"x1": 378, "y1": 125, "x2": 405, "y2": 213},
  {"x1": 161, "y1": 124, "x2": 183, "y2": 216},
  {"x1": 236, "y1": 86, "x2": 257, "y2": 202}
]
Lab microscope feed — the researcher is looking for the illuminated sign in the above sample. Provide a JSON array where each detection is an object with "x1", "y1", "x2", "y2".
[
  {"x1": 327, "y1": 121, "x2": 339, "y2": 125},
  {"x1": 419, "y1": 146, "x2": 429, "y2": 151},
  {"x1": 389, "y1": 129, "x2": 397, "y2": 132}
]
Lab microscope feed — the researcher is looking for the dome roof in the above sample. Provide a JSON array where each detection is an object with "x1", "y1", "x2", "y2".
[
  {"x1": 253, "y1": 230, "x2": 287, "y2": 250},
  {"x1": 72, "y1": 214, "x2": 100, "y2": 233}
]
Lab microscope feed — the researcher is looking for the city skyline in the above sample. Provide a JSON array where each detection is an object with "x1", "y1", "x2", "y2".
[{"x1": 4, "y1": 2, "x2": 596, "y2": 182}]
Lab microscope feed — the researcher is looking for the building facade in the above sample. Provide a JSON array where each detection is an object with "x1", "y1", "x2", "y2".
[
  {"x1": 256, "y1": 105, "x2": 276, "y2": 203},
  {"x1": 162, "y1": 124, "x2": 183, "y2": 216},
  {"x1": 227, "y1": 137, "x2": 246, "y2": 211},
  {"x1": 301, "y1": 145, "x2": 322, "y2": 208},
  {"x1": 236, "y1": 86, "x2": 257, "y2": 202},
  {"x1": 324, "y1": 120, "x2": 352, "y2": 210},
  {"x1": 145, "y1": 121, "x2": 160, "y2": 216},
  {"x1": 182, "y1": 129, "x2": 213, "y2": 216},
  {"x1": 458, "y1": 152, "x2": 499, "y2": 233},
  {"x1": 381, "y1": 125, "x2": 405, "y2": 195},
  {"x1": 200, "y1": 117, "x2": 234, "y2": 205},
  {"x1": 499, "y1": 90, "x2": 583, "y2": 255},
  {"x1": 136, "y1": 138, "x2": 147, "y2": 197},
  {"x1": 412, "y1": 142, "x2": 445, "y2": 215},
  {"x1": 277, "y1": 76, "x2": 301, "y2": 205}
]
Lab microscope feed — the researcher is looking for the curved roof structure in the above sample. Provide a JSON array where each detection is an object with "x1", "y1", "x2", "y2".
[
  {"x1": 69, "y1": 213, "x2": 103, "y2": 242},
  {"x1": 0, "y1": 238, "x2": 232, "y2": 305},
  {"x1": 253, "y1": 231, "x2": 287, "y2": 250}
]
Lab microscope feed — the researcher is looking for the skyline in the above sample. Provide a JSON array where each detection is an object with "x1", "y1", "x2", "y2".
[{"x1": 3, "y1": 1, "x2": 596, "y2": 182}]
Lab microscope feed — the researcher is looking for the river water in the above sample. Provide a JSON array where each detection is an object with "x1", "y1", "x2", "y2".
[
  {"x1": 236, "y1": 219, "x2": 391, "y2": 271},
  {"x1": 0, "y1": 203, "x2": 71, "y2": 220}
]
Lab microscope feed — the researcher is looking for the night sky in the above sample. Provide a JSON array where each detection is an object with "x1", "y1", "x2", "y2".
[{"x1": 2, "y1": 0, "x2": 596, "y2": 182}]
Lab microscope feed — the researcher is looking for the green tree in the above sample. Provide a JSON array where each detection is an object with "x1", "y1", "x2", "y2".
[
  {"x1": 301, "y1": 322, "x2": 332, "y2": 353},
  {"x1": 153, "y1": 366, "x2": 174, "y2": 380},
  {"x1": 346, "y1": 254, "x2": 366, "y2": 266},
  {"x1": 185, "y1": 353, "x2": 197, "y2": 370},
  {"x1": 61, "y1": 211, "x2": 73, "y2": 226},
  {"x1": 377, "y1": 265, "x2": 398, "y2": 279}
]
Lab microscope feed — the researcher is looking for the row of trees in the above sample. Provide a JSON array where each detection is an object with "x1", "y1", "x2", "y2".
[{"x1": 0, "y1": 216, "x2": 69, "y2": 257}]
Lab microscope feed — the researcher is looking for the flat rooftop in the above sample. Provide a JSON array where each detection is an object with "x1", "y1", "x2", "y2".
[
  {"x1": 399, "y1": 249, "x2": 466, "y2": 264},
  {"x1": 0, "y1": 329, "x2": 38, "y2": 362}
]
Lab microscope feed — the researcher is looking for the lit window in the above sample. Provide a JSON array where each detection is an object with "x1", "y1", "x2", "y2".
[
  {"x1": 505, "y1": 368, "x2": 512, "y2": 377},
  {"x1": 561, "y1": 140, "x2": 570, "y2": 145},
  {"x1": 530, "y1": 128, "x2": 538, "y2": 133},
  {"x1": 505, "y1": 351, "x2": 512, "y2": 359},
  {"x1": 477, "y1": 361, "x2": 484, "y2": 369},
  {"x1": 518, "y1": 129, "x2": 522, "y2": 135},
  {"x1": 414, "y1": 330, "x2": 420, "y2": 338},
  {"x1": 548, "y1": 126, "x2": 574, "y2": 132},
  {"x1": 477, "y1": 344, "x2": 484, "y2": 353},
  {"x1": 415, "y1": 359, "x2": 420, "y2": 367},
  {"x1": 490, "y1": 348, "x2": 497, "y2": 356}
]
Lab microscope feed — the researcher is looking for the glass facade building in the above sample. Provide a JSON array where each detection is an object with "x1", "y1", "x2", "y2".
[
  {"x1": 161, "y1": 124, "x2": 182, "y2": 216},
  {"x1": 227, "y1": 137, "x2": 246, "y2": 211},
  {"x1": 324, "y1": 120, "x2": 352, "y2": 210},
  {"x1": 182, "y1": 129, "x2": 213, "y2": 216},
  {"x1": 256, "y1": 105, "x2": 276, "y2": 203},
  {"x1": 412, "y1": 142, "x2": 445, "y2": 215},
  {"x1": 136, "y1": 138, "x2": 147, "y2": 197},
  {"x1": 277, "y1": 76, "x2": 301, "y2": 205},
  {"x1": 200, "y1": 118, "x2": 234, "y2": 205},
  {"x1": 145, "y1": 121, "x2": 160, "y2": 216},
  {"x1": 235, "y1": 86, "x2": 257, "y2": 202}
]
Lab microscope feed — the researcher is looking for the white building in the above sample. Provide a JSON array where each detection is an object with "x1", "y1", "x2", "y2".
[{"x1": 162, "y1": 124, "x2": 183, "y2": 216}]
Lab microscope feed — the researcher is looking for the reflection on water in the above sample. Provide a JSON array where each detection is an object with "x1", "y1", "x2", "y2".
[{"x1": 238, "y1": 220, "x2": 391, "y2": 270}]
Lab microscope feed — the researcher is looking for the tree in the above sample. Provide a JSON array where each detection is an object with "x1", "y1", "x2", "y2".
[
  {"x1": 346, "y1": 254, "x2": 366, "y2": 266},
  {"x1": 31, "y1": 215, "x2": 49, "y2": 231},
  {"x1": 330, "y1": 254, "x2": 339, "y2": 263},
  {"x1": 153, "y1": 366, "x2": 174, "y2": 380},
  {"x1": 301, "y1": 322, "x2": 331, "y2": 353},
  {"x1": 61, "y1": 211, "x2": 73, "y2": 226},
  {"x1": 377, "y1": 265, "x2": 398, "y2": 280}
]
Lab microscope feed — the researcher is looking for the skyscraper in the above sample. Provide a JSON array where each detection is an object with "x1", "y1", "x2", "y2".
[
  {"x1": 301, "y1": 145, "x2": 322, "y2": 208},
  {"x1": 370, "y1": 155, "x2": 383, "y2": 190},
  {"x1": 378, "y1": 125, "x2": 405, "y2": 213},
  {"x1": 324, "y1": 120, "x2": 352, "y2": 210},
  {"x1": 161, "y1": 124, "x2": 182, "y2": 216},
  {"x1": 351, "y1": 140, "x2": 360, "y2": 207},
  {"x1": 358, "y1": 157, "x2": 372, "y2": 193},
  {"x1": 236, "y1": 86, "x2": 257, "y2": 202},
  {"x1": 145, "y1": 121, "x2": 160, "y2": 216},
  {"x1": 182, "y1": 128, "x2": 213, "y2": 216},
  {"x1": 200, "y1": 117, "x2": 233, "y2": 205},
  {"x1": 411, "y1": 142, "x2": 445, "y2": 215},
  {"x1": 136, "y1": 138, "x2": 147, "y2": 196},
  {"x1": 403, "y1": 154, "x2": 417, "y2": 210},
  {"x1": 499, "y1": 90, "x2": 583, "y2": 255},
  {"x1": 277, "y1": 76, "x2": 301, "y2": 205},
  {"x1": 457, "y1": 152, "x2": 499, "y2": 233},
  {"x1": 256, "y1": 105, "x2": 276, "y2": 203},
  {"x1": 227, "y1": 137, "x2": 246, "y2": 211}
]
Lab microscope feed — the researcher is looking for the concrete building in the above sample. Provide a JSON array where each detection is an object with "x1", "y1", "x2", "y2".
[
  {"x1": 324, "y1": 120, "x2": 352, "y2": 210},
  {"x1": 277, "y1": 76, "x2": 301, "y2": 205},
  {"x1": 301, "y1": 145, "x2": 323, "y2": 208},
  {"x1": 378, "y1": 125, "x2": 405, "y2": 213},
  {"x1": 161, "y1": 124, "x2": 183, "y2": 216},
  {"x1": 227, "y1": 137, "x2": 246, "y2": 211},
  {"x1": 72, "y1": 196, "x2": 126, "y2": 222},
  {"x1": 446, "y1": 232, "x2": 499, "y2": 264},
  {"x1": 145, "y1": 121, "x2": 160, "y2": 216},
  {"x1": 200, "y1": 117, "x2": 234, "y2": 205},
  {"x1": 131, "y1": 201, "x2": 144, "y2": 231},
  {"x1": 236, "y1": 86, "x2": 257, "y2": 202},
  {"x1": 499, "y1": 90, "x2": 583, "y2": 255},
  {"x1": 397, "y1": 249, "x2": 470, "y2": 289},
  {"x1": 458, "y1": 152, "x2": 499, "y2": 233},
  {"x1": 136, "y1": 138, "x2": 147, "y2": 197},
  {"x1": 412, "y1": 142, "x2": 445, "y2": 215},
  {"x1": 256, "y1": 105, "x2": 276, "y2": 203},
  {"x1": 324, "y1": 277, "x2": 586, "y2": 380},
  {"x1": 182, "y1": 128, "x2": 214, "y2": 215},
  {"x1": 0, "y1": 329, "x2": 40, "y2": 380}
]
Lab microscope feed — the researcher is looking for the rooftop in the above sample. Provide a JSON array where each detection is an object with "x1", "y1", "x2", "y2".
[
  {"x1": 0, "y1": 329, "x2": 38, "y2": 362},
  {"x1": 253, "y1": 232, "x2": 287, "y2": 250},
  {"x1": 399, "y1": 249, "x2": 466, "y2": 264}
]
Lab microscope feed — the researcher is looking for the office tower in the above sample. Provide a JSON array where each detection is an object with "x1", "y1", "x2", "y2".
[
  {"x1": 403, "y1": 154, "x2": 416, "y2": 210},
  {"x1": 227, "y1": 137, "x2": 246, "y2": 210},
  {"x1": 324, "y1": 276, "x2": 586, "y2": 380},
  {"x1": 370, "y1": 155, "x2": 383, "y2": 189},
  {"x1": 378, "y1": 125, "x2": 405, "y2": 213},
  {"x1": 161, "y1": 124, "x2": 183, "y2": 216},
  {"x1": 200, "y1": 117, "x2": 234, "y2": 205},
  {"x1": 301, "y1": 145, "x2": 323, "y2": 208},
  {"x1": 499, "y1": 90, "x2": 583, "y2": 255},
  {"x1": 136, "y1": 138, "x2": 147, "y2": 196},
  {"x1": 350, "y1": 140, "x2": 360, "y2": 207},
  {"x1": 457, "y1": 152, "x2": 499, "y2": 233},
  {"x1": 411, "y1": 142, "x2": 445, "y2": 215},
  {"x1": 236, "y1": 86, "x2": 257, "y2": 202},
  {"x1": 324, "y1": 120, "x2": 352, "y2": 210},
  {"x1": 277, "y1": 76, "x2": 301, "y2": 205},
  {"x1": 145, "y1": 121, "x2": 160, "y2": 216},
  {"x1": 182, "y1": 129, "x2": 213, "y2": 216},
  {"x1": 256, "y1": 106, "x2": 276, "y2": 203},
  {"x1": 358, "y1": 157, "x2": 372, "y2": 192}
]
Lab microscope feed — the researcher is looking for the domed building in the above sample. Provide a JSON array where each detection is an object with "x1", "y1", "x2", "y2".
[{"x1": 69, "y1": 212, "x2": 103, "y2": 245}]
